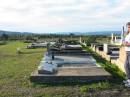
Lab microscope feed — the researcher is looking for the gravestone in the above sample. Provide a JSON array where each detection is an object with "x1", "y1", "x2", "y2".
[
  {"x1": 111, "y1": 33, "x2": 114, "y2": 44},
  {"x1": 38, "y1": 61, "x2": 57, "y2": 74},
  {"x1": 79, "y1": 37, "x2": 82, "y2": 43},
  {"x1": 103, "y1": 43, "x2": 109, "y2": 53}
]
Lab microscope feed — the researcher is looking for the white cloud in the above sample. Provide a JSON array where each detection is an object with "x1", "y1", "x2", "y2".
[{"x1": 0, "y1": 0, "x2": 129, "y2": 32}]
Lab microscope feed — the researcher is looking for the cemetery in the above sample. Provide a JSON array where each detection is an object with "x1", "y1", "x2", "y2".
[
  {"x1": 30, "y1": 40, "x2": 111, "y2": 83},
  {"x1": 0, "y1": 40, "x2": 128, "y2": 96},
  {"x1": 1, "y1": 0, "x2": 130, "y2": 96},
  {"x1": 91, "y1": 43, "x2": 119, "y2": 61},
  {"x1": 27, "y1": 41, "x2": 56, "y2": 49},
  {"x1": 0, "y1": 32, "x2": 128, "y2": 97},
  {"x1": 90, "y1": 33, "x2": 126, "y2": 72}
]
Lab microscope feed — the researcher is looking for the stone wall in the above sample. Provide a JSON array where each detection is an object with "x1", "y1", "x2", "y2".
[
  {"x1": 116, "y1": 47, "x2": 126, "y2": 72},
  {"x1": 118, "y1": 47, "x2": 126, "y2": 63},
  {"x1": 91, "y1": 45, "x2": 126, "y2": 73}
]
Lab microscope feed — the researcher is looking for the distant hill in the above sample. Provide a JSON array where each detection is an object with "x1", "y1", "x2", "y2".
[
  {"x1": 0, "y1": 30, "x2": 122, "y2": 36},
  {"x1": 82, "y1": 31, "x2": 121, "y2": 36},
  {"x1": 50, "y1": 31, "x2": 122, "y2": 36},
  {"x1": 0, "y1": 30, "x2": 34, "y2": 36}
]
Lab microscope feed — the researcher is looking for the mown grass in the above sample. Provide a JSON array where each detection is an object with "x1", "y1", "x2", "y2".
[
  {"x1": 0, "y1": 41, "x2": 47, "y2": 96},
  {"x1": 0, "y1": 41, "x2": 129, "y2": 97},
  {"x1": 0, "y1": 41, "x2": 7, "y2": 45}
]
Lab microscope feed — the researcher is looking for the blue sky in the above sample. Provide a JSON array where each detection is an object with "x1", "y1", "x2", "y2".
[{"x1": 0, "y1": 0, "x2": 129, "y2": 33}]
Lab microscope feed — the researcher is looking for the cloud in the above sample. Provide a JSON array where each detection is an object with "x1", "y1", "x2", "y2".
[{"x1": 0, "y1": 0, "x2": 129, "y2": 32}]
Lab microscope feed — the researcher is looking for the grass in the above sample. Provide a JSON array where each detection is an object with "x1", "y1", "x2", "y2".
[
  {"x1": 0, "y1": 41, "x2": 46, "y2": 96},
  {"x1": 80, "y1": 81, "x2": 110, "y2": 93},
  {"x1": 0, "y1": 41, "x2": 130, "y2": 97},
  {"x1": 0, "y1": 41, "x2": 7, "y2": 45}
]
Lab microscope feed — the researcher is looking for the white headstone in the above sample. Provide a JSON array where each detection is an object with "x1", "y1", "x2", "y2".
[
  {"x1": 111, "y1": 33, "x2": 114, "y2": 43},
  {"x1": 104, "y1": 43, "x2": 108, "y2": 53},
  {"x1": 79, "y1": 37, "x2": 82, "y2": 43}
]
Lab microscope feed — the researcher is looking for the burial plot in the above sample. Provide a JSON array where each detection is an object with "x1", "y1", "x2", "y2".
[{"x1": 30, "y1": 40, "x2": 111, "y2": 83}]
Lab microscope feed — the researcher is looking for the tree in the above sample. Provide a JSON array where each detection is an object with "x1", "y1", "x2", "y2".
[{"x1": 1, "y1": 34, "x2": 9, "y2": 41}]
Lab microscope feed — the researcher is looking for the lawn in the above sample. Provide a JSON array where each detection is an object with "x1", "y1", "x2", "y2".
[{"x1": 0, "y1": 41, "x2": 130, "y2": 97}]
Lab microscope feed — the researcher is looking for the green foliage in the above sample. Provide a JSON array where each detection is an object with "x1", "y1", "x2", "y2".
[{"x1": 1, "y1": 33, "x2": 9, "y2": 40}]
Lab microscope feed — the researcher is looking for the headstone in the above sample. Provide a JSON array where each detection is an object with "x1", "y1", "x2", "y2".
[
  {"x1": 111, "y1": 33, "x2": 114, "y2": 44},
  {"x1": 103, "y1": 43, "x2": 109, "y2": 53},
  {"x1": 38, "y1": 60, "x2": 58, "y2": 74},
  {"x1": 79, "y1": 37, "x2": 82, "y2": 43},
  {"x1": 83, "y1": 41, "x2": 86, "y2": 46}
]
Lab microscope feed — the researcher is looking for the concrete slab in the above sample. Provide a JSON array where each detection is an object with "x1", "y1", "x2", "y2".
[
  {"x1": 56, "y1": 67, "x2": 111, "y2": 76},
  {"x1": 30, "y1": 42, "x2": 112, "y2": 83},
  {"x1": 30, "y1": 67, "x2": 111, "y2": 83},
  {"x1": 52, "y1": 55, "x2": 97, "y2": 67}
]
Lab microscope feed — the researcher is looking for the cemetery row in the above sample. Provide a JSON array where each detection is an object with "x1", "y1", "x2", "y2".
[
  {"x1": 30, "y1": 40, "x2": 111, "y2": 83},
  {"x1": 90, "y1": 43, "x2": 125, "y2": 72}
]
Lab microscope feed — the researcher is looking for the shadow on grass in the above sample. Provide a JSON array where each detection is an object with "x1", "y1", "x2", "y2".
[{"x1": 31, "y1": 80, "x2": 112, "y2": 88}]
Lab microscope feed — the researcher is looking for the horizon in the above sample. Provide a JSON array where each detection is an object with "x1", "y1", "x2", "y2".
[
  {"x1": 0, "y1": 29, "x2": 122, "y2": 36},
  {"x1": 0, "y1": 0, "x2": 129, "y2": 33}
]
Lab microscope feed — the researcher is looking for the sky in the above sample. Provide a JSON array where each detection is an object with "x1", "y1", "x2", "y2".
[{"x1": 0, "y1": 0, "x2": 130, "y2": 33}]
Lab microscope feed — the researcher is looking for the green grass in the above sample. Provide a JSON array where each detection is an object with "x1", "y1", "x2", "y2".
[
  {"x1": 80, "y1": 81, "x2": 111, "y2": 93},
  {"x1": 0, "y1": 41, "x2": 47, "y2": 96},
  {"x1": 0, "y1": 41, "x2": 7, "y2": 45},
  {"x1": 0, "y1": 41, "x2": 129, "y2": 97}
]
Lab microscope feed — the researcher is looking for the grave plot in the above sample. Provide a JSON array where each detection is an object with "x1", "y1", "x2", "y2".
[
  {"x1": 103, "y1": 43, "x2": 120, "y2": 62},
  {"x1": 30, "y1": 40, "x2": 111, "y2": 83}
]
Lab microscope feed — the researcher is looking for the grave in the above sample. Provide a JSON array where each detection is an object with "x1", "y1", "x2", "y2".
[
  {"x1": 30, "y1": 40, "x2": 111, "y2": 83},
  {"x1": 97, "y1": 45, "x2": 104, "y2": 51},
  {"x1": 111, "y1": 33, "x2": 122, "y2": 45},
  {"x1": 91, "y1": 43, "x2": 98, "y2": 52},
  {"x1": 27, "y1": 42, "x2": 56, "y2": 49},
  {"x1": 102, "y1": 44, "x2": 119, "y2": 61},
  {"x1": 115, "y1": 47, "x2": 126, "y2": 72}
]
